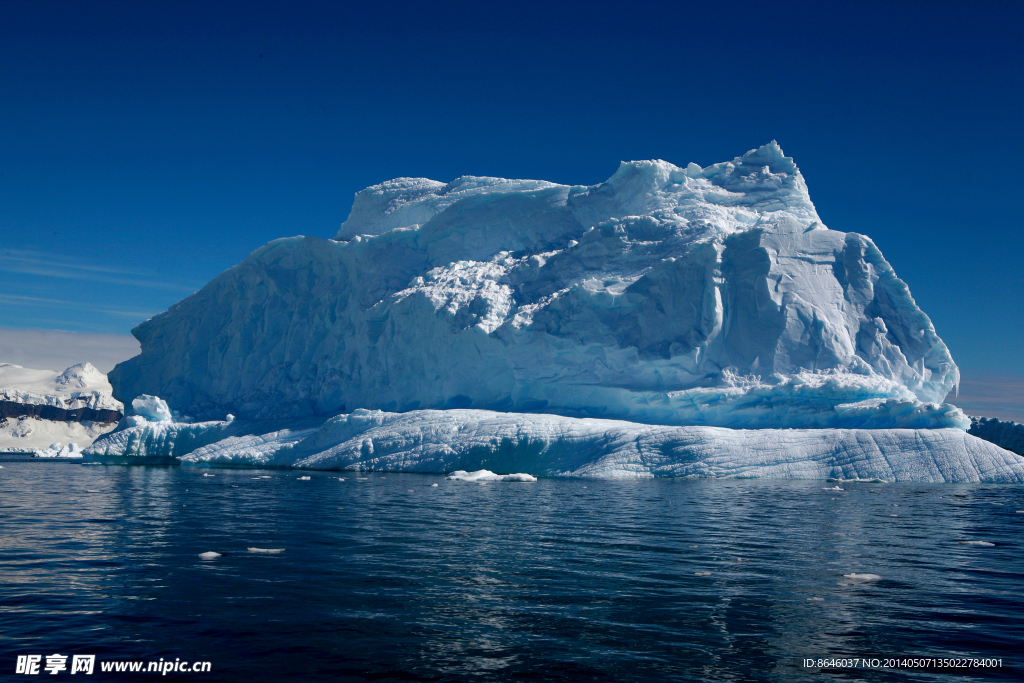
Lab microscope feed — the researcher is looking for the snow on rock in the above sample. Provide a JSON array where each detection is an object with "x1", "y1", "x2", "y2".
[
  {"x1": 1, "y1": 362, "x2": 123, "y2": 450},
  {"x1": 108, "y1": 142, "x2": 962, "y2": 430},
  {"x1": 1, "y1": 362, "x2": 122, "y2": 412}
]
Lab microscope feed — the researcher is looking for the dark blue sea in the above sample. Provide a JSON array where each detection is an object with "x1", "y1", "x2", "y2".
[{"x1": 1, "y1": 455, "x2": 1021, "y2": 682}]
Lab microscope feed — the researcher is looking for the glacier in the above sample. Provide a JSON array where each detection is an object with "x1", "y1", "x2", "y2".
[{"x1": 87, "y1": 142, "x2": 1024, "y2": 481}]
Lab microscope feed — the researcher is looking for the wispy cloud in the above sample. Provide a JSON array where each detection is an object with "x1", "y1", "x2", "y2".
[
  {"x1": 0, "y1": 249, "x2": 200, "y2": 292},
  {"x1": 0, "y1": 293, "x2": 158, "y2": 320}
]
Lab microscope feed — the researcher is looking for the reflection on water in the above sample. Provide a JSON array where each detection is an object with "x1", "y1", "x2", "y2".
[{"x1": 1, "y1": 457, "x2": 1022, "y2": 682}]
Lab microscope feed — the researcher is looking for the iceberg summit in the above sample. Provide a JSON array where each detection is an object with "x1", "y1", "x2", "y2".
[{"x1": 90, "y1": 142, "x2": 1024, "y2": 482}]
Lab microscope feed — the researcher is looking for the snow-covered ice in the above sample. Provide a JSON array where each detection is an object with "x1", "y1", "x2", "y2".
[
  {"x1": 110, "y1": 143, "x2": 963, "y2": 432},
  {"x1": 33, "y1": 442, "x2": 83, "y2": 458},
  {"x1": 79, "y1": 143, "x2": 1024, "y2": 482},
  {"x1": 131, "y1": 395, "x2": 172, "y2": 422},
  {"x1": 85, "y1": 407, "x2": 1024, "y2": 483}
]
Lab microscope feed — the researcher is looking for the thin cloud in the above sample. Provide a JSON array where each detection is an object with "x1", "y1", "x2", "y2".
[
  {"x1": 0, "y1": 249, "x2": 201, "y2": 292},
  {"x1": 0, "y1": 293, "x2": 158, "y2": 320}
]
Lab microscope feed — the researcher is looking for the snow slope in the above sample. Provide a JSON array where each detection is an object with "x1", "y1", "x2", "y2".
[
  {"x1": 83, "y1": 409, "x2": 1024, "y2": 483},
  {"x1": 109, "y1": 142, "x2": 962, "y2": 431},
  {"x1": 1, "y1": 362, "x2": 122, "y2": 412}
]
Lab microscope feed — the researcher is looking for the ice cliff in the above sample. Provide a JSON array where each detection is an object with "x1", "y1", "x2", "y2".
[{"x1": 109, "y1": 142, "x2": 964, "y2": 432}]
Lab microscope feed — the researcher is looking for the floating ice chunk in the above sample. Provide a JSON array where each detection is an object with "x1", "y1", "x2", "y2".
[
  {"x1": 828, "y1": 478, "x2": 887, "y2": 484},
  {"x1": 33, "y1": 442, "x2": 84, "y2": 458},
  {"x1": 202, "y1": 473, "x2": 215, "y2": 477},
  {"x1": 824, "y1": 486, "x2": 844, "y2": 491},
  {"x1": 958, "y1": 540, "x2": 995, "y2": 546},
  {"x1": 132, "y1": 395, "x2": 172, "y2": 422},
  {"x1": 446, "y1": 469, "x2": 537, "y2": 482},
  {"x1": 842, "y1": 573, "x2": 881, "y2": 582},
  {"x1": 198, "y1": 551, "x2": 222, "y2": 560},
  {"x1": 807, "y1": 597, "x2": 824, "y2": 602},
  {"x1": 297, "y1": 476, "x2": 311, "y2": 480},
  {"x1": 430, "y1": 483, "x2": 438, "y2": 487},
  {"x1": 336, "y1": 477, "x2": 346, "y2": 481},
  {"x1": 248, "y1": 547, "x2": 285, "y2": 553},
  {"x1": 694, "y1": 571, "x2": 712, "y2": 576}
]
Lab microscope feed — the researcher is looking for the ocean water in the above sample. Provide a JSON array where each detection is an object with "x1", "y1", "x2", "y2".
[{"x1": 1, "y1": 456, "x2": 1021, "y2": 682}]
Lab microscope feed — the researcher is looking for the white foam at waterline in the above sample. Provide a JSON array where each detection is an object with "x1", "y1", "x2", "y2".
[
  {"x1": 828, "y1": 478, "x2": 887, "y2": 484},
  {"x1": 958, "y1": 540, "x2": 995, "y2": 546},
  {"x1": 842, "y1": 573, "x2": 881, "y2": 582},
  {"x1": 198, "y1": 552, "x2": 222, "y2": 560},
  {"x1": 248, "y1": 547, "x2": 285, "y2": 553}
]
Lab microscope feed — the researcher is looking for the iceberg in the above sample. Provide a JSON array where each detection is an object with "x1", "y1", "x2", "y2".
[
  {"x1": 108, "y1": 142, "x2": 961, "y2": 431},
  {"x1": 83, "y1": 143, "x2": 1024, "y2": 482}
]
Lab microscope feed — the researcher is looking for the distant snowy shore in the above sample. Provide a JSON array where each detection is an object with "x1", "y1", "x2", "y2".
[
  {"x1": 0, "y1": 363, "x2": 123, "y2": 451},
  {"x1": 83, "y1": 406, "x2": 1024, "y2": 483}
]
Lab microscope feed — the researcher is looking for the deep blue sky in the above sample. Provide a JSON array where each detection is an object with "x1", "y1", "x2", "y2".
[{"x1": 1, "y1": 0, "x2": 1022, "y2": 381}]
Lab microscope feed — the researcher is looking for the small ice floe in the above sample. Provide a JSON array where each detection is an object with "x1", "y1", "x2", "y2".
[
  {"x1": 446, "y1": 469, "x2": 537, "y2": 482},
  {"x1": 842, "y1": 573, "x2": 881, "y2": 583},
  {"x1": 336, "y1": 477, "x2": 346, "y2": 481},
  {"x1": 827, "y1": 478, "x2": 887, "y2": 484},
  {"x1": 202, "y1": 473, "x2": 215, "y2": 477},
  {"x1": 297, "y1": 476, "x2": 311, "y2": 480},
  {"x1": 694, "y1": 571, "x2": 712, "y2": 577},
  {"x1": 688, "y1": 545, "x2": 698, "y2": 549},
  {"x1": 807, "y1": 597, "x2": 824, "y2": 602},
  {"x1": 958, "y1": 540, "x2": 995, "y2": 546},
  {"x1": 247, "y1": 547, "x2": 285, "y2": 553},
  {"x1": 86, "y1": 489, "x2": 101, "y2": 493},
  {"x1": 823, "y1": 486, "x2": 844, "y2": 491},
  {"x1": 1017, "y1": 511, "x2": 1024, "y2": 514},
  {"x1": 198, "y1": 551, "x2": 222, "y2": 560},
  {"x1": 258, "y1": 475, "x2": 271, "y2": 479},
  {"x1": 430, "y1": 483, "x2": 438, "y2": 487}
]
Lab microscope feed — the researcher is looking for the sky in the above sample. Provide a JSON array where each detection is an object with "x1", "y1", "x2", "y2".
[{"x1": 1, "y1": 0, "x2": 1022, "y2": 394}]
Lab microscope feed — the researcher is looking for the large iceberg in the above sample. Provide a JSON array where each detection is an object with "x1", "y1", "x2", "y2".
[{"x1": 109, "y1": 142, "x2": 963, "y2": 432}]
